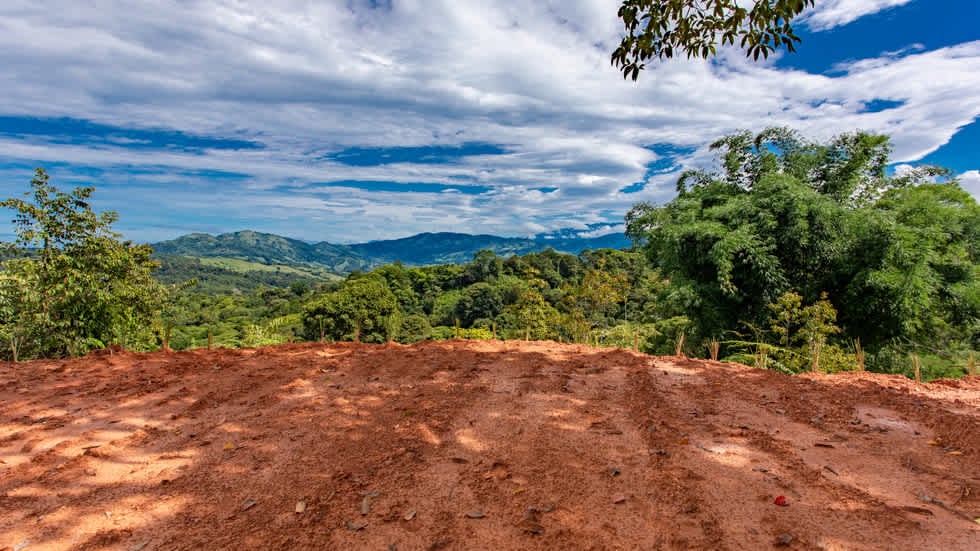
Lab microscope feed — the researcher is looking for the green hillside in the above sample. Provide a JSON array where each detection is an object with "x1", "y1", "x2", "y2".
[{"x1": 151, "y1": 229, "x2": 631, "y2": 281}]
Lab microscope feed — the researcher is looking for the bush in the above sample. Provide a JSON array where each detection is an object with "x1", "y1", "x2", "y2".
[{"x1": 397, "y1": 314, "x2": 432, "y2": 344}]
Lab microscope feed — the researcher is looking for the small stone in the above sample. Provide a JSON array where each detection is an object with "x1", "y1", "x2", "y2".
[
  {"x1": 345, "y1": 520, "x2": 367, "y2": 531},
  {"x1": 84, "y1": 469, "x2": 97, "y2": 476},
  {"x1": 774, "y1": 533, "x2": 794, "y2": 546},
  {"x1": 241, "y1": 498, "x2": 257, "y2": 511},
  {"x1": 465, "y1": 510, "x2": 485, "y2": 519},
  {"x1": 522, "y1": 523, "x2": 545, "y2": 535},
  {"x1": 612, "y1": 495, "x2": 626, "y2": 504},
  {"x1": 403, "y1": 510, "x2": 416, "y2": 521},
  {"x1": 295, "y1": 500, "x2": 307, "y2": 514}
]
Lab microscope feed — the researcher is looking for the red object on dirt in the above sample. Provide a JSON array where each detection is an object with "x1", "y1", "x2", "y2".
[{"x1": 774, "y1": 495, "x2": 789, "y2": 507}]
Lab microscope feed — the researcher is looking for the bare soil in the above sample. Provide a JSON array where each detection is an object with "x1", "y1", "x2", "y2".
[{"x1": 1, "y1": 340, "x2": 978, "y2": 550}]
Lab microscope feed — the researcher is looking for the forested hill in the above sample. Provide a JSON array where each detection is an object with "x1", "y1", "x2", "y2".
[
  {"x1": 348, "y1": 231, "x2": 630, "y2": 266},
  {"x1": 151, "y1": 229, "x2": 630, "y2": 275}
]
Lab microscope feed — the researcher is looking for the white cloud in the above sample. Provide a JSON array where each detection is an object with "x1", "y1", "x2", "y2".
[
  {"x1": 959, "y1": 170, "x2": 980, "y2": 200},
  {"x1": 0, "y1": 0, "x2": 977, "y2": 243},
  {"x1": 801, "y1": 0, "x2": 915, "y2": 31}
]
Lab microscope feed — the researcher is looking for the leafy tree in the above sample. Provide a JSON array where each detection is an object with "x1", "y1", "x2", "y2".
[
  {"x1": 567, "y1": 261, "x2": 630, "y2": 327},
  {"x1": 0, "y1": 260, "x2": 39, "y2": 361},
  {"x1": 612, "y1": 0, "x2": 815, "y2": 80},
  {"x1": 463, "y1": 249, "x2": 503, "y2": 284},
  {"x1": 767, "y1": 291, "x2": 844, "y2": 372},
  {"x1": 156, "y1": 280, "x2": 196, "y2": 351},
  {"x1": 429, "y1": 289, "x2": 463, "y2": 327},
  {"x1": 375, "y1": 262, "x2": 422, "y2": 314},
  {"x1": 396, "y1": 313, "x2": 432, "y2": 344},
  {"x1": 845, "y1": 183, "x2": 980, "y2": 351},
  {"x1": 302, "y1": 275, "x2": 399, "y2": 343},
  {"x1": 0, "y1": 169, "x2": 165, "y2": 358},
  {"x1": 626, "y1": 129, "x2": 979, "y2": 372},
  {"x1": 500, "y1": 289, "x2": 561, "y2": 340},
  {"x1": 455, "y1": 282, "x2": 504, "y2": 327}
]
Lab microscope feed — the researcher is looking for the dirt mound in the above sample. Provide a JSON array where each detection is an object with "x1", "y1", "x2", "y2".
[{"x1": 1, "y1": 341, "x2": 978, "y2": 550}]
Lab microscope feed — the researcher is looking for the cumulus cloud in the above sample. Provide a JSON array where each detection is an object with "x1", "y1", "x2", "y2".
[
  {"x1": 0, "y1": 0, "x2": 977, "y2": 242},
  {"x1": 959, "y1": 170, "x2": 980, "y2": 200},
  {"x1": 801, "y1": 0, "x2": 915, "y2": 31}
]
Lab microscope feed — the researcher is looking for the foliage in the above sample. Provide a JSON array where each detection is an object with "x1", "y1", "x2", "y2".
[
  {"x1": 241, "y1": 314, "x2": 301, "y2": 348},
  {"x1": 166, "y1": 284, "x2": 310, "y2": 349},
  {"x1": 429, "y1": 326, "x2": 495, "y2": 341},
  {"x1": 643, "y1": 316, "x2": 691, "y2": 355},
  {"x1": 612, "y1": 0, "x2": 814, "y2": 80},
  {"x1": 0, "y1": 169, "x2": 166, "y2": 358},
  {"x1": 396, "y1": 313, "x2": 432, "y2": 344},
  {"x1": 454, "y1": 281, "x2": 504, "y2": 326},
  {"x1": 499, "y1": 289, "x2": 561, "y2": 340},
  {"x1": 766, "y1": 291, "x2": 847, "y2": 372},
  {"x1": 626, "y1": 128, "x2": 979, "y2": 376},
  {"x1": 302, "y1": 275, "x2": 398, "y2": 343},
  {"x1": 591, "y1": 323, "x2": 659, "y2": 351}
]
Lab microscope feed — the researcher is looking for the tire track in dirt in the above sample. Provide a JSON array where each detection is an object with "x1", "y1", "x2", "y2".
[
  {"x1": 624, "y1": 357, "x2": 980, "y2": 550},
  {"x1": 1, "y1": 341, "x2": 978, "y2": 550}
]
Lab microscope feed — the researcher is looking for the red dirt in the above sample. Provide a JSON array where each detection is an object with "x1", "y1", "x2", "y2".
[{"x1": 1, "y1": 340, "x2": 978, "y2": 550}]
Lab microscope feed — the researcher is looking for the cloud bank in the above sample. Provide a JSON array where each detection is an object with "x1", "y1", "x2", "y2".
[{"x1": 0, "y1": 0, "x2": 976, "y2": 243}]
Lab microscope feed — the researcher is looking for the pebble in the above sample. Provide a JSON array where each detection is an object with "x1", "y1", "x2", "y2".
[{"x1": 774, "y1": 533, "x2": 794, "y2": 546}]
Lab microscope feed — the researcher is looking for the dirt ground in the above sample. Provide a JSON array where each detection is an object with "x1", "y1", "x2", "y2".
[{"x1": 1, "y1": 340, "x2": 978, "y2": 550}]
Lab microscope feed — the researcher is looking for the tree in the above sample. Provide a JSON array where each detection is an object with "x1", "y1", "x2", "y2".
[
  {"x1": 626, "y1": 129, "x2": 979, "y2": 371},
  {"x1": 767, "y1": 291, "x2": 842, "y2": 372},
  {"x1": 0, "y1": 259, "x2": 40, "y2": 361},
  {"x1": 396, "y1": 313, "x2": 432, "y2": 343},
  {"x1": 568, "y1": 260, "x2": 630, "y2": 327},
  {"x1": 463, "y1": 250, "x2": 503, "y2": 284},
  {"x1": 500, "y1": 289, "x2": 561, "y2": 340},
  {"x1": 302, "y1": 275, "x2": 399, "y2": 343},
  {"x1": 0, "y1": 168, "x2": 165, "y2": 358},
  {"x1": 612, "y1": 0, "x2": 814, "y2": 80},
  {"x1": 455, "y1": 282, "x2": 504, "y2": 327}
]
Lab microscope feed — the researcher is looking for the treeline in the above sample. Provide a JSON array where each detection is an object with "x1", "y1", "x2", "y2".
[
  {"x1": 159, "y1": 247, "x2": 682, "y2": 353},
  {"x1": 2, "y1": 127, "x2": 977, "y2": 382}
]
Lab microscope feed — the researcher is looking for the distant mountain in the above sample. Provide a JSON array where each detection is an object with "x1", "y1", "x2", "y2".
[
  {"x1": 151, "y1": 229, "x2": 631, "y2": 280},
  {"x1": 348, "y1": 232, "x2": 630, "y2": 266}
]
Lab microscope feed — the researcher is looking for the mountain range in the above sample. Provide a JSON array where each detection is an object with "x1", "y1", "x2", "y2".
[{"x1": 151, "y1": 229, "x2": 632, "y2": 290}]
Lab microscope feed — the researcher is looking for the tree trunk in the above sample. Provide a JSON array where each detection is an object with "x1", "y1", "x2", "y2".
[{"x1": 810, "y1": 341, "x2": 822, "y2": 373}]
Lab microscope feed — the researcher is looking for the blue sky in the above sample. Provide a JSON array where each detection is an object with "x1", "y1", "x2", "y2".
[{"x1": 0, "y1": 0, "x2": 978, "y2": 243}]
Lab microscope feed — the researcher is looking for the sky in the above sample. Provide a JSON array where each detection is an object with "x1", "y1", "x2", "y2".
[{"x1": 0, "y1": 0, "x2": 978, "y2": 244}]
